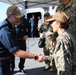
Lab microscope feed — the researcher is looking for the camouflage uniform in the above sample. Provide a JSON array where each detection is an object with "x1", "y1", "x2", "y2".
[
  {"x1": 56, "y1": 0, "x2": 76, "y2": 74},
  {"x1": 56, "y1": 0, "x2": 76, "y2": 40},
  {"x1": 39, "y1": 23, "x2": 54, "y2": 66},
  {"x1": 45, "y1": 31, "x2": 75, "y2": 75}
]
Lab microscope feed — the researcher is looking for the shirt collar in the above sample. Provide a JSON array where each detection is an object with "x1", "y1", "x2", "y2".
[
  {"x1": 6, "y1": 18, "x2": 14, "y2": 30},
  {"x1": 61, "y1": 0, "x2": 73, "y2": 9}
]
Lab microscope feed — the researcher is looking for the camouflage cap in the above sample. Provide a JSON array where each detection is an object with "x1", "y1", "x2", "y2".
[
  {"x1": 6, "y1": 5, "x2": 24, "y2": 18},
  {"x1": 46, "y1": 11, "x2": 69, "y2": 23}
]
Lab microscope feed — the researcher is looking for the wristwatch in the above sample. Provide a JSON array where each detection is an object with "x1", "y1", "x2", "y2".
[{"x1": 34, "y1": 55, "x2": 38, "y2": 60}]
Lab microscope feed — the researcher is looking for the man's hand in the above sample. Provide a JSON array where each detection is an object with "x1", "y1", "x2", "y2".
[
  {"x1": 37, "y1": 54, "x2": 46, "y2": 62},
  {"x1": 34, "y1": 54, "x2": 46, "y2": 62},
  {"x1": 23, "y1": 35, "x2": 28, "y2": 40}
]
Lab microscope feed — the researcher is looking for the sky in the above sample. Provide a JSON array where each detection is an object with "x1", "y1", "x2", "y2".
[{"x1": 0, "y1": 2, "x2": 10, "y2": 22}]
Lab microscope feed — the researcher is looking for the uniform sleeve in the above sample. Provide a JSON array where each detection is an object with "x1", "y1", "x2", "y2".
[
  {"x1": 55, "y1": 37, "x2": 72, "y2": 57},
  {"x1": 51, "y1": 32, "x2": 58, "y2": 42},
  {"x1": 39, "y1": 24, "x2": 44, "y2": 33},
  {"x1": 44, "y1": 38, "x2": 61, "y2": 61},
  {"x1": 49, "y1": 25, "x2": 53, "y2": 32},
  {"x1": 0, "y1": 29, "x2": 19, "y2": 53},
  {"x1": 44, "y1": 54, "x2": 54, "y2": 62}
]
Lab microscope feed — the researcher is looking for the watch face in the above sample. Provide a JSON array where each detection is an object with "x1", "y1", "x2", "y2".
[{"x1": 34, "y1": 56, "x2": 38, "y2": 60}]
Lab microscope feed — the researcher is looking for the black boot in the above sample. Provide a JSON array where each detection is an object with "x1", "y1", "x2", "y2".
[{"x1": 19, "y1": 69, "x2": 26, "y2": 73}]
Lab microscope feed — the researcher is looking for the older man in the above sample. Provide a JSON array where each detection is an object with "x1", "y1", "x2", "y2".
[{"x1": 0, "y1": 5, "x2": 40, "y2": 75}]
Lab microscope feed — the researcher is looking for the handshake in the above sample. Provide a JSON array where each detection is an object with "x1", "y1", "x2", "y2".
[{"x1": 34, "y1": 54, "x2": 46, "y2": 62}]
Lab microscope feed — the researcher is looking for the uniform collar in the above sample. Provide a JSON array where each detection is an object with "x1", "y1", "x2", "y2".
[
  {"x1": 60, "y1": 0, "x2": 73, "y2": 9},
  {"x1": 65, "y1": 0, "x2": 73, "y2": 8},
  {"x1": 6, "y1": 18, "x2": 14, "y2": 30}
]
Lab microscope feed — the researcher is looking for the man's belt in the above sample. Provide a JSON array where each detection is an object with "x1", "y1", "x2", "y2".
[{"x1": 0, "y1": 57, "x2": 10, "y2": 60}]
